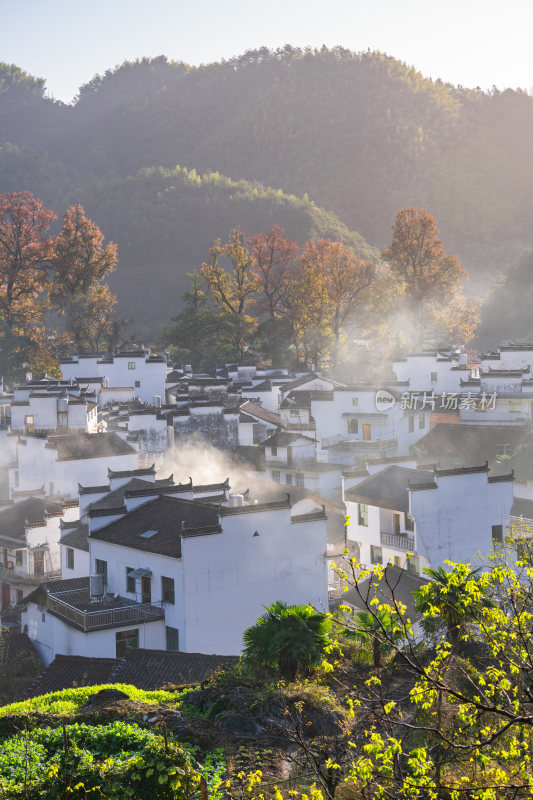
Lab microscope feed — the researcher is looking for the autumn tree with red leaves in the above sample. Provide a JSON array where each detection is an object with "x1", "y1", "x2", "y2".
[
  {"x1": 50, "y1": 204, "x2": 119, "y2": 351},
  {"x1": 0, "y1": 191, "x2": 56, "y2": 333},
  {"x1": 248, "y1": 225, "x2": 298, "y2": 318},
  {"x1": 382, "y1": 207, "x2": 478, "y2": 346}
]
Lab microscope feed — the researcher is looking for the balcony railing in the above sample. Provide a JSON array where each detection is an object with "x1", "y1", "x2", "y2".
[
  {"x1": 380, "y1": 532, "x2": 415, "y2": 551},
  {"x1": 0, "y1": 564, "x2": 61, "y2": 585},
  {"x1": 46, "y1": 592, "x2": 164, "y2": 632}
]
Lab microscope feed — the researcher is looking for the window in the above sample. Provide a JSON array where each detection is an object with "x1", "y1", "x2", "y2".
[
  {"x1": 95, "y1": 559, "x2": 108, "y2": 586},
  {"x1": 126, "y1": 567, "x2": 136, "y2": 594},
  {"x1": 430, "y1": 372, "x2": 438, "y2": 383},
  {"x1": 509, "y1": 400, "x2": 521, "y2": 413},
  {"x1": 358, "y1": 503, "x2": 369, "y2": 527},
  {"x1": 492, "y1": 525, "x2": 503, "y2": 544},
  {"x1": 405, "y1": 514, "x2": 415, "y2": 532},
  {"x1": 407, "y1": 555, "x2": 419, "y2": 575},
  {"x1": 135, "y1": 380, "x2": 140, "y2": 388},
  {"x1": 295, "y1": 472, "x2": 305, "y2": 487},
  {"x1": 161, "y1": 576, "x2": 175, "y2": 604},
  {"x1": 418, "y1": 413, "x2": 425, "y2": 430},
  {"x1": 166, "y1": 626, "x2": 179, "y2": 651},
  {"x1": 348, "y1": 418, "x2": 359, "y2": 434},
  {"x1": 128, "y1": 362, "x2": 136, "y2": 370},
  {"x1": 393, "y1": 513, "x2": 401, "y2": 536},
  {"x1": 16, "y1": 589, "x2": 23, "y2": 603},
  {"x1": 271, "y1": 446, "x2": 278, "y2": 456},
  {"x1": 41, "y1": 613, "x2": 46, "y2": 623},
  {"x1": 370, "y1": 545, "x2": 383, "y2": 565},
  {"x1": 408, "y1": 416, "x2": 415, "y2": 433},
  {"x1": 286, "y1": 473, "x2": 293, "y2": 486},
  {"x1": 116, "y1": 629, "x2": 139, "y2": 658},
  {"x1": 290, "y1": 409, "x2": 299, "y2": 418},
  {"x1": 272, "y1": 470, "x2": 280, "y2": 483},
  {"x1": 351, "y1": 397, "x2": 358, "y2": 406},
  {"x1": 66, "y1": 548, "x2": 74, "y2": 570},
  {"x1": 24, "y1": 415, "x2": 34, "y2": 433},
  {"x1": 15, "y1": 550, "x2": 23, "y2": 567}
]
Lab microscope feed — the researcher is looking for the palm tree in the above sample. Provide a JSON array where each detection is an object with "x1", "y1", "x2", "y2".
[
  {"x1": 350, "y1": 608, "x2": 400, "y2": 668},
  {"x1": 243, "y1": 601, "x2": 332, "y2": 680},
  {"x1": 414, "y1": 565, "x2": 492, "y2": 647}
]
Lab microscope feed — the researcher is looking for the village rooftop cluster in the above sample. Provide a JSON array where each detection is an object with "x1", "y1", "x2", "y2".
[{"x1": 0, "y1": 342, "x2": 531, "y2": 689}]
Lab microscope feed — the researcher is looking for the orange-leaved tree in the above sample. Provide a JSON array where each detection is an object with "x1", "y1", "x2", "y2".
[
  {"x1": 49, "y1": 204, "x2": 118, "y2": 351},
  {"x1": 382, "y1": 207, "x2": 478, "y2": 346}
]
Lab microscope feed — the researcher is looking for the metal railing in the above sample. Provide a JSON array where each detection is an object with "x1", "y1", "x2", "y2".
[
  {"x1": 46, "y1": 593, "x2": 164, "y2": 631},
  {"x1": 0, "y1": 564, "x2": 61, "y2": 585},
  {"x1": 380, "y1": 532, "x2": 415, "y2": 551}
]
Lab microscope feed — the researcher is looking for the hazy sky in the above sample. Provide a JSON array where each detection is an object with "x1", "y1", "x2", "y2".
[{"x1": 2, "y1": 0, "x2": 532, "y2": 103}]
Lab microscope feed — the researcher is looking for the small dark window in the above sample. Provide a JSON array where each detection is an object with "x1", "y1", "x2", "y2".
[
  {"x1": 408, "y1": 416, "x2": 415, "y2": 433},
  {"x1": 271, "y1": 446, "x2": 278, "y2": 456},
  {"x1": 418, "y1": 413, "x2": 425, "y2": 430},
  {"x1": 15, "y1": 550, "x2": 23, "y2": 567},
  {"x1": 286, "y1": 473, "x2": 293, "y2": 486},
  {"x1": 126, "y1": 567, "x2": 135, "y2": 594},
  {"x1": 161, "y1": 576, "x2": 175, "y2": 604},
  {"x1": 405, "y1": 514, "x2": 415, "y2": 532},
  {"x1": 492, "y1": 525, "x2": 503, "y2": 544},
  {"x1": 295, "y1": 472, "x2": 305, "y2": 487},
  {"x1": 66, "y1": 547, "x2": 74, "y2": 570},
  {"x1": 407, "y1": 555, "x2": 419, "y2": 575},
  {"x1": 116, "y1": 629, "x2": 139, "y2": 658},
  {"x1": 358, "y1": 504, "x2": 369, "y2": 527},
  {"x1": 272, "y1": 470, "x2": 280, "y2": 483},
  {"x1": 95, "y1": 559, "x2": 108, "y2": 586},
  {"x1": 128, "y1": 362, "x2": 136, "y2": 370},
  {"x1": 370, "y1": 545, "x2": 383, "y2": 565},
  {"x1": 16, "y1": 589, "x2": 23, "y2": 603},
  {"x1": 41, "y1": 613, "x2": 46, "y2": 623},
  {"x1": 348, "y1": 418, "x2": 359, "y2": 434},
  {"x1": 135, "y1": 380, "x2": 141, "y2": 388},
  {"x1": 431, "y1": 372, "x2": 438, "y2": 382},
  {"x1": 166, "y1": 626, "x2": 179, "y2": 651}
]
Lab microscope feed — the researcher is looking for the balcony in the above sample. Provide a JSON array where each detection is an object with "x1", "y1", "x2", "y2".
[
  {"x1": 46, "y1": 588, "x2": 164, "y2": 632},
  {"x1": 380, "y1": 532, "x2": 415, "y2": 551},
  {"x1": 0, "y1": 564, "x2": 61, "y2": 586}
]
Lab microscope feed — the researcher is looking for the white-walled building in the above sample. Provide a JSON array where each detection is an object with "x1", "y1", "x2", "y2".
[
  {"x1": 22, "y1": 488, "x2": 328, "y2": 665},
  {"x1": 344, "y1": 463, "x2": 513, "y2": 572},
  {"x1": 60, "y1": 351, "x2": 166, "y2": 405},
  {"x1": 0, "y1": 497, "x2": 79, "y2": 609},
  {"x1": 12, "y1": 432, "x2": 138, "y2": 500}
]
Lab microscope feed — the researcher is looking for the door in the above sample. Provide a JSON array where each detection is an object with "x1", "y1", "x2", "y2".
[
  {"x1": 393, "y1": 513, "x2": 401, "y2": 536},
  {"x1": 1, "y1": 583, "x2": 10, "y2": 609},
  {"x1": 363, "y1": 423, "x2": 371, "y2": 441},
  {"x1": 33, "y1": 550, "x2": 44, "y2": 577},
  {"x1": 141, "y1": 575, "x2": 151, "y2": 604}
]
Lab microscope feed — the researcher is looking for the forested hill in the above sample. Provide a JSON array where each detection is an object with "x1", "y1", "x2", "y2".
[{"x1": 1, "y1": 49, "x2": 533, "y2": 337}]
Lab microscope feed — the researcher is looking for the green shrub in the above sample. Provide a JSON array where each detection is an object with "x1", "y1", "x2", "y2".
[
  {"x1": 0, "y1": 683, "x2": 193, "y2": 716},
  {"x1": 0, "y1": 721, "x2": 200, "y2": 799}
]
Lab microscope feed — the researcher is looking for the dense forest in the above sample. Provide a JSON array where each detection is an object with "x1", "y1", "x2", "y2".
[{"x1": 1, "y1": 48, "x2": 532, "y2": 343}]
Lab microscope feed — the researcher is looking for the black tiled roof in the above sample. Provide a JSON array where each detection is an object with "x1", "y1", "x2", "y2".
[
  {"x1": 415, "y1": 423, "x2": 528, "y2": 471},
  {"x1": 345, "y1": 466, "x2": 435, "y2": 512},
  {"x1": 0, "y1": 498, "x2": 64, "y2": 546},
  {"x1": 60, "y1": 521, "x2": 89, "y2": 552},
  {"x1": 27, "y1": 649, "x2": 239, "y2": 696},
  {"x1": 260, "y1": 430, "x2": 315, "y2": 448},
  {"x1": 46, "y1": 433, "x2": 137, "y2": 461},
  {"x1": 23, "y1": 576, "x2": 90, "y2": 606},
  {"x1": 90, "y1": 478, "x2": 156, "y2": 511},
  {"x1": 239, "y1": 401, "x2": 282, "y2": 427},
  {"x1": 28, "y1": 654, "x2": 118, "y2": 696},
  {"x1": 108, "y1": 465, "x2": 155, "y2": 478},
  {"x1": 90, "y1": 496, "x2": 221, "y2": 557},
  {"x1": 110, "y1": 648, "x2": 239, "y2": 688}
]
